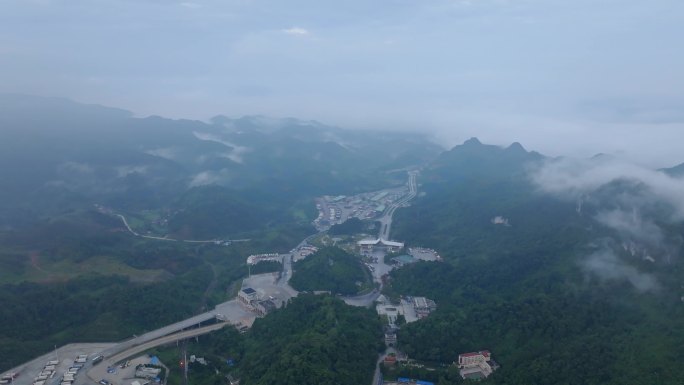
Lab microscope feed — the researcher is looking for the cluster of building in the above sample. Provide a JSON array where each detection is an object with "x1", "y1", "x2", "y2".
[
  {"x1": 411, "y1": 297, "x2": 437, "y2": 319},
  {"x1": 383, "y1": 350, "x2": 499, "y2": 382},
  {"x1": 376, "y1": 295, "x2": 438, "y2": 325},
  {"x1": 188, "y1": 355, "x2": 207, "y2": 366},
  {"x1": 313, "y1": 187, "x2": 408, "y2": 230},
  {"x1": 456, "y1": 351, "x2": 499, "y2": 380},
  {"x1": 246, "y1": 253, "x2": 282, "y2": 265},
  {"x1": 237, "y1": 287, "x2": 277, "y2": 317},
  {"x1": 291, "y1": 245, "x2": 318, "y2": 262},
  {"x1": 134, "y1": 366, "x2": 161, "y2": 380}
]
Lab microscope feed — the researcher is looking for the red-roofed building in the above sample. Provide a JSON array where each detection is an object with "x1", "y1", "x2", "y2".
[{"x1": 383, "y1": 355, "x2": 397, "y2": 366}]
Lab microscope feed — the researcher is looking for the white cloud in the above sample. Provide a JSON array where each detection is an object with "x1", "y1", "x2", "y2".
[
  {"x1": 190, "y1": 171, "x2": 220, "y2": 187},
  {"x1": 582, "y1": 248, "x2": 660, "y2": 293},
  {"x1": 281, "y1": 27, "x2": 309, "y2": 36},
  {"x1": 192, "y1": 131, "x2": 251, "y2": 164},
  {"x1": 189, "y1": 169, "x2": 233, "y2": 187},
  {"x1": 530, "y1": 156, "x2": 684, "y2": 266},
  {"x1": 530, "y1": 156, "x2": 684, "y2": 219},
  {"x1": 146, "y1": 147, "x2": 178, "y2": 160}
]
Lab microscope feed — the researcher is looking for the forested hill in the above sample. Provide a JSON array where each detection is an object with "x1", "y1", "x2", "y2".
[
  {"x1": 423, "y1": 137, "x2": 543, "y2": 184},
  {"x1": 0, "y1": 94, "x2": 442, "y2": 239},
  {"x1": 388, "y1": 139, "x2": 684, "y2": 384},
  {"x1": 168, "y1": 294, "x2": 384, "y2": 385},
  {"x1": 393, "y1": 138, "x2": 584, "y2": 259}
]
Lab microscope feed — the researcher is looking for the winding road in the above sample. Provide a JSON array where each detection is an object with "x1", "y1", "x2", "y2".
[
  {"x1": 13, "y1": 171, "x2": 420, "y2": 385},
  {"x1": 343, "y1": 171, "x2": 419, "y2": 307},
  {"x1": 115, "y1": 214, "x2": 250, "y2": 244}
]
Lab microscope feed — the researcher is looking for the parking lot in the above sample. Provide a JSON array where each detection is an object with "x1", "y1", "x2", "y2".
[
  {"x1": 407, "y1": 247, "x2": 441, "y2": 262},
  {"x1": 242, "y1": 273, "x2": 297, "y2": 307},
  {"x1": 88, "y1": 356, "x2": 160, "y2": 385},
  {"x1": 2, "y1": 343, "x2": 115, "y2": 385},
  {"x1": 214, "y1": 300, "x2": 256, "y2": 325}
]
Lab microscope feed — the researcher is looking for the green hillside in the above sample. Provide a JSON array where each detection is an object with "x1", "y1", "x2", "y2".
[
  {"x1": 387, "y1": 139, "x2": 684, "y2": 384},
  {"x1": 290, "y1": 247, "x2": 371, "y2": 295}
]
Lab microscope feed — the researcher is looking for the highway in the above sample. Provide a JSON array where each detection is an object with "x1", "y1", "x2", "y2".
[
  {"x1": 104, "y1": 323, "x2": 227, "y2": 365},
  {"x1": 12, "y1": 171, "x2": 419, "y2": 385},
  {"x1": 344, "y1": 171, "x2": 419, "y2": 308},
  {"x1": 378, "y1": 171, "x2": 417, "y2": 240},
  {"x1": 86, "y1": 323, "x2": 230, "y2": 385}
]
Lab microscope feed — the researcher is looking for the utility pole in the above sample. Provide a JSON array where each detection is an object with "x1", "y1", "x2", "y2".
[{"x1": 184, "y1": 348, "x2": 188, "y2": 385}]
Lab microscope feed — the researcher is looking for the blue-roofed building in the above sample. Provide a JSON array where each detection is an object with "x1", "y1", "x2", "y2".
[
  {"x1": 238, "y1": 287, "x2": 259, "y2": 306},
  {"x1": 384, "y1": 379, "x2": 434, "y2": 385}
]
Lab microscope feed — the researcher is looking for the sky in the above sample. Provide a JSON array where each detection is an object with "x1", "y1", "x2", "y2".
[{"x1": 1, "y1": 0, "x2": 683, "y2": 166}]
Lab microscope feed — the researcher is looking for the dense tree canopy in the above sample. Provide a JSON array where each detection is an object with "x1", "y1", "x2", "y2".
[
  {"x1": 162, "y1": 294, "x2": 384, "y2": 385},
  {"x1": 290, "y1": 247, "x2": 370, "y2": 295}
]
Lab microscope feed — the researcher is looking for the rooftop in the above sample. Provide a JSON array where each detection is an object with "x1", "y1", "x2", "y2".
[
  {"x1": 258, "y1": 300, "x2": 277, "y2": 312},
  {"x1": 241, "y1": 287, "x2": 256, "y2": 294},
  {"x1": 358, "y1": 238, "x2": 404, "y2": 247}
]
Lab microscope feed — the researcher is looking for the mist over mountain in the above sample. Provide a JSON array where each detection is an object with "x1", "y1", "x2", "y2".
[
  {"x1": 0, "y1": 94, "x2": 442, "y2": 237},
  {"x1": 2, "y1": 94, "x2": 684, "y2": 383},
  {"x1": 388, "y1": 138, "x2": 684, "y2": 383}
]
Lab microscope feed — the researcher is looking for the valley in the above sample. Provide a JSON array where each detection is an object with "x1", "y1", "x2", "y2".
[
  {"x1": 1, "y1": 97, "x2": 684, "y2": 385},
  {"x1": 2, "y1": 171, "x2": 422, "y2": 385}
]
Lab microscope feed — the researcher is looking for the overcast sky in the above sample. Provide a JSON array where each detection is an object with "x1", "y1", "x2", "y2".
[{"x1": 1, "y1": 0, "x2": 683, "y2": 166}]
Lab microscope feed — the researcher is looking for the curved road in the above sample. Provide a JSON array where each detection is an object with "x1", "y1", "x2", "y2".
[
  {"x1": 115, "y1": 214, "x2": 250, "y2": 244},
  {"x1": 344, "y1": 171, "x2": 419, "y2": 307},
  {"x1": 86, "y1": 323, "x2": 229, "y2": 385},
  {"x1": 24, "y1": 171, "x2": 419, "y2": 385}
]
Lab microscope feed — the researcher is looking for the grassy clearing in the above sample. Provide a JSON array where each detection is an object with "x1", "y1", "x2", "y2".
[{"x1": 5, "y1": 255, "x2": 171, "y2": 284}]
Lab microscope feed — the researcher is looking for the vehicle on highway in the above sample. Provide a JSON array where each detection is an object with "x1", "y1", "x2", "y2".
[{"x1": 92, "y1": 355, "x2": 105, "y2": 365}]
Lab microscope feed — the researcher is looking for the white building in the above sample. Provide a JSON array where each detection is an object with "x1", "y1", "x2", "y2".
[
  {"x1": 412, "y1": 297, "x2": 437, "y2": 318},
  {"x1": 238, "y1": 287, "x2": 259, "y2": 307},
  {"x1": 457, "y1": 351, "x2": 495, "y2": 380},
  {"x1": 357, "y1": 238, "x2": 404, "y2": 253},
  {"x1": 246, "y1": 253, "x2": 282, "y2": 265}
]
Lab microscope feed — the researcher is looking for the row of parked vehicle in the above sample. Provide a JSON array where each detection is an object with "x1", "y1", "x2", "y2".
[{"x1": 0, "y1": 372, "x2": 19, "y2": 384}]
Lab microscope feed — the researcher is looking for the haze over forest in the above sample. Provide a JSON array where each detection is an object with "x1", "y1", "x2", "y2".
[
  {"x1": 2, "y1": 1, "x2": 684, "y2": 385},
  {"x1": 2, "y1": 0, "x2": 684, "y2": 166}
]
